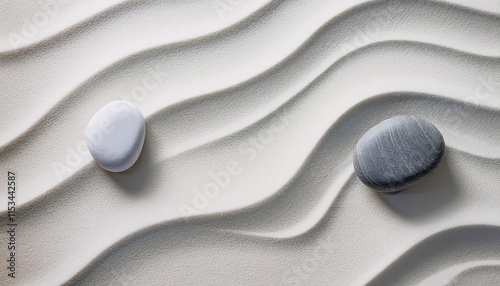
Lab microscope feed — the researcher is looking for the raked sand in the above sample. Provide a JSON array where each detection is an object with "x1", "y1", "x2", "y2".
[{"x1": 0, "y1": 0, "x2": 499, "y2": 285}]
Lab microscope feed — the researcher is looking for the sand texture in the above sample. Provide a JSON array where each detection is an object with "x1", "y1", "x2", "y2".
[{"x1": 0, "y1": 0, "x2": 499, "y2": 285}]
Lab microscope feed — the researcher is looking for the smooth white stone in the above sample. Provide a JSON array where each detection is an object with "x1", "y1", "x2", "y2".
[{"x1": 85, "y1": 100, "x2": 145, "y2": 172}]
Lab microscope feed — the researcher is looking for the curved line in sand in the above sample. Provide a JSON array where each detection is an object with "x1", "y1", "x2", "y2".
[{"x1": 1, "y1": 0, "x2": 499, "y2": 149}]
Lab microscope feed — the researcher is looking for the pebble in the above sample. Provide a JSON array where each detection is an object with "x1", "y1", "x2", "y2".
[
  {"x1": 353, "y1": 116, "x2": 445, "y2": 192},
  {"x1": 85, "y1": 100, "x2": 145, "y2": 172}
]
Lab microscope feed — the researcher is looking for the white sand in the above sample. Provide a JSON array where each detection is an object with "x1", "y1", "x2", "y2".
[{"x1": 0, "y1": 0, "x2": 499, "y2": 285}]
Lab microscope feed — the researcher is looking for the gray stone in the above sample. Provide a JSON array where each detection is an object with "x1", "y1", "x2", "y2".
[{"x1": 353, "y1": 116, "x2": 445, "y2": 192}]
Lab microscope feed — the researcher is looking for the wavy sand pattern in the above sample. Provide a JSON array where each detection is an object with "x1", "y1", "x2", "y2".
[{"x1": 0, "y1": 0, "x2": 499, "y2": 285}]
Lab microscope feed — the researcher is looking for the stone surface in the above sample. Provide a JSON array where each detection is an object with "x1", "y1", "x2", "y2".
[
  {"x1": 353, "y1": 115, "x2": 445, "y2": 192},
  {"x1": 85, "y1": 100, "x2": 145, "y2": 172}
]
